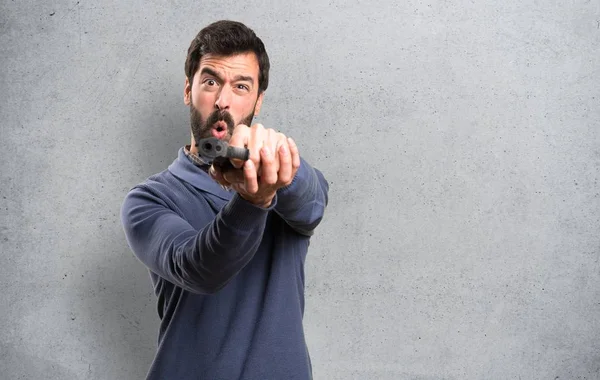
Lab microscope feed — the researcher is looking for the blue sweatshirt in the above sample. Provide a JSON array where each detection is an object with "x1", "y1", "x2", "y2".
[{"x1": 120, "y1": 147, "x2": 329, "y2": 380}]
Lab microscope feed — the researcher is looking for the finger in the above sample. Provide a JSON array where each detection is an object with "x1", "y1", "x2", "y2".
[
  {"x1": 229, "y1": 124, "x2": 249, "y2": 147},
  {"x1": 265, "y1": 129, "x2": 280, "y2": 173},
  {"x1": 275, "y1": 132, "x2": 287, "y2": 174},
  {"x1": 248, "y1": 124, "x2": 265, "y2": 172},
  {"x1": 277, "y1": 140, "x2": 292, "y2": 185},
  {"x1": 243, "y1": 159, "x2": 259, "y2": 194},
  {"x1": 209, "y1": 165, "x2": 229, "y2": 187},
  {"x1": 222, "y1": 168, "x2": 245, "y2": 184},
  {"x1": 229, "y1": 124, "x2": 250, "y2": 169},
  {"x1": 288, "y1": 137, "x2": 300, "y2": 171},
  {"x1": 259, "y1": 146, "x2": 277, "y2": 187},
  {"x1": 275, "y1": 132, "x2": 287, "y2": 152}
]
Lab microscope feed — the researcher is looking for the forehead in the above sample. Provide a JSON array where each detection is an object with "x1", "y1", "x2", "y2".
[{"x1": 197, "y1": 52, "x2": 259, "y2": 79}]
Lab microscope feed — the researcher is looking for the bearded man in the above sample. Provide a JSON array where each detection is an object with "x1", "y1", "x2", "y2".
[{"x1": 120, "y1": 20, "x2": 329, "y2": 380}]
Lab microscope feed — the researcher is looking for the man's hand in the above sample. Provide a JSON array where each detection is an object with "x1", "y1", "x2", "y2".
[{"x1": 209, "y1": 124, "x2": 300, "y2": 208}]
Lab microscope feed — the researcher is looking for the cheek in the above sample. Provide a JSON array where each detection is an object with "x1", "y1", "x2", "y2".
[
  {"x1": 193, "y1": 90, "x2": 215, "y2": 110},
  {"x1": 233, "y1": 97, "x2": 256, "y2": 117}
]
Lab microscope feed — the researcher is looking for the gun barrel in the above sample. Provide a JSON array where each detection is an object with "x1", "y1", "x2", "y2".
[{"x1": 198, "y1": 137, "x2": 249, "y2": 161}]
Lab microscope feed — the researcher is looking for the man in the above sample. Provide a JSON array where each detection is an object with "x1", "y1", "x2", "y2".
[{"x1": 120, "y1": 20, "x2": 329, "y2": 380}]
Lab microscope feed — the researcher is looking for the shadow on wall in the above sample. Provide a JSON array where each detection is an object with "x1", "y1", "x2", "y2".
[{"x1": 79, "y1": 86, "x2": 188, "y2": 379}]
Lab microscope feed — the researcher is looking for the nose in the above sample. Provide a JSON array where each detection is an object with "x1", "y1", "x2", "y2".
[{"x1": 214, "y1": 85, "x2": 232, "y2": 111}]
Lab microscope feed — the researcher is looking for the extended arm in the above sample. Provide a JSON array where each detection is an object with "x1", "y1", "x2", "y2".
[
  {"x1": 274, "y1": 156, "x2": 329, "y2": 236},
  {"x1": 121, "y1": 190, "x2": 274, "y2": 294}
]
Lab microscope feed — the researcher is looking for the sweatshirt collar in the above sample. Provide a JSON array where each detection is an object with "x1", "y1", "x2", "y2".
[{"x1": 168, "y1": 147, "x2": 233, "y2": 201}]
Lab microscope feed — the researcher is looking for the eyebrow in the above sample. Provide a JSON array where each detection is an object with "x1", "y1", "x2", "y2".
[{"x1": 200, "y1": 67, "x2": 254, "y2": 84}]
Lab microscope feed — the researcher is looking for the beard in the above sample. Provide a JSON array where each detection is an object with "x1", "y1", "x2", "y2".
[{"x1": 190, "y1": 104, "x2": 256, "y2": 145}]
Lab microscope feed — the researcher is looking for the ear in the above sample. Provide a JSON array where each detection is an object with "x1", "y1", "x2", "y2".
[
  {"x1": 254, "y1": 92, "x2": 265, "y2": 116},
  {"x1": 184, "y1": 77, "x2": 191, "y2": 106}
]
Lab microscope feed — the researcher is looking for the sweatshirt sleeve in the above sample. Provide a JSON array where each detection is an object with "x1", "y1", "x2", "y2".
[
  {"x1": 273, "y1": 157, "x2": 329, "y2": 236},
  {"x1": 120, "y1": 188, "x2": 275, "y2": 294}
]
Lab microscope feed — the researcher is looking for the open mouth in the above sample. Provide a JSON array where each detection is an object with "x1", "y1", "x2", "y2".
[{"x1": 211, "y1": 121, "x2": 229, "y2": 139}]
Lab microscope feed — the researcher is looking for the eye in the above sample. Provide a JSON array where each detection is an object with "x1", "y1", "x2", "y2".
[
  {"x1": 201, "y1": 78, "x2": 219, "y2": 87},
  {"x1": 236, "y1": 84, "x2": 250, "y2": 91}
]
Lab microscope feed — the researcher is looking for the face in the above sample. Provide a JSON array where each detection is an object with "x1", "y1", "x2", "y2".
[{"x1": 184, "y1": 52, "x2": 264, "y2": 147}]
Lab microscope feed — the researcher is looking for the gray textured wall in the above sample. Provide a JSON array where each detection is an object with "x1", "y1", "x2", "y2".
[{"x1": 1, "y1": 1, "x2": 599, "y2": 379}]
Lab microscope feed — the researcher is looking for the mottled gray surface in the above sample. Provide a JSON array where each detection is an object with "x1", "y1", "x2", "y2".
[{"x1": 1, "y1": 0, "x2": 599, "y2": 379}]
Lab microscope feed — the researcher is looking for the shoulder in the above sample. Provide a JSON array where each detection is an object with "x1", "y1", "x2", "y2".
[{"x1": 122, "y1": 169, "x2": 191, "y2": 210}]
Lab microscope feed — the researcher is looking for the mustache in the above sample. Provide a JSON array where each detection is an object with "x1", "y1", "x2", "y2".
[{"x1": 206, "y1": 110, "x2": 234, "y2": 128}]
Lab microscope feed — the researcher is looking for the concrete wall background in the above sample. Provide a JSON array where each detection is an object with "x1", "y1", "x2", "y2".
[{"x1": 1, "y1": 0, "x2": 599, "y2": 379}]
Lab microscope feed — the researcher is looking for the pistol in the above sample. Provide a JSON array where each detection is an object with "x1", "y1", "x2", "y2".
[{"x1": 197, "y1": 137, "x2": 249, "y2": 169}]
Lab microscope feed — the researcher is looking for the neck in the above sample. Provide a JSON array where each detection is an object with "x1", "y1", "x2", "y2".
[{"x1": 189, "y1": 133, "x2": 199, "y2": 155}]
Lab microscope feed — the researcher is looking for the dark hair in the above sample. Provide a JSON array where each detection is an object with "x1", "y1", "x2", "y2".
[{"x1": 185, "y1": 20, "x2": 270, "y2": 93}]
